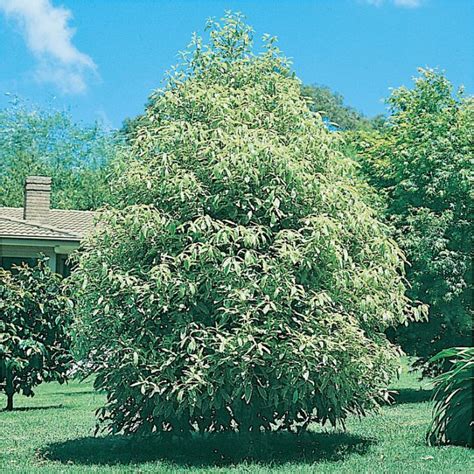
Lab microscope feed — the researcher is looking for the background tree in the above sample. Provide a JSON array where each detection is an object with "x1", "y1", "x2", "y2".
[
  {"x1": 0, "y1": 259, "x2": 72, "y2": 411},
  {"x1": 356, "y1": 69, "x2": 473, "y2": 372},
  {"x1": 71, "y1": 13, "x2": 422, "y2": 436},
  {"x1": 0, "y1": 99, "x2": 120, "y2": 210},
  {"x1": 301, "y1": 84, "x2": 384, "y2": 131}
]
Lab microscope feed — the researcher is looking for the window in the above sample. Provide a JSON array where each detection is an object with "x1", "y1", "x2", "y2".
[
  {"x1": 56, "y1": 254, "x2": 73, "y2": 277},
  {"x1": 0, "y1": 257, "x2": 38, "y2": 272}
]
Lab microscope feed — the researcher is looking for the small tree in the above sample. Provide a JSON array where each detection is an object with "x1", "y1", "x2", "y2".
[
  {"x1": 71, "y1": 13, "x2": 422, "y2": 435},
  {"x1": 356, "y1": 69, "x2": 473, "y2": 373},
  {"x1": 0, "y1": 259, "x2": 72, "y2": 410}
]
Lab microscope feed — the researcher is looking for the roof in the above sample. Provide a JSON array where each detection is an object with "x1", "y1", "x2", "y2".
[{"x1": 0, "y1": 207, "x2": 95, "y2": 242}]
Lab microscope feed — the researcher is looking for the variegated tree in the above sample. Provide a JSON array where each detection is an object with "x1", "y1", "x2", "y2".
[{"x1": 70, "y1": 13, "x2": 422, "y2": 435}]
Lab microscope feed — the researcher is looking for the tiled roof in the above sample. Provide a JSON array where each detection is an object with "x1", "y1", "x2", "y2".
[{"x1": 0, "y1": 207, "x2": 95, "y2": 241}]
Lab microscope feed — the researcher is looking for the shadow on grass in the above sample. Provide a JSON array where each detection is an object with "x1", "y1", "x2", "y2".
[
  {"x1": 391, "y1": 388, "x2": 433, "y2": 405},
  {"x1": 54, "y1": 390, "x2": 95, "y2": 397},
  {"x1": 1, "y1": 404, "x2": 64, "y2": 412},
  {"x1": 40, "y1": 431, "x2": 373, "y2": 468}
]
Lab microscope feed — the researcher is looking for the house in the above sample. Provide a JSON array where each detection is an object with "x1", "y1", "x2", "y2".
[{"x1": 0, "y1": 176, "x2": 95, "y2": 276}]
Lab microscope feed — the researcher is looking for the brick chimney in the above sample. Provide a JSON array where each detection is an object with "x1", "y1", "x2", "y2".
[{"x1": 24, "y1": 176, "x2": 52, "y2": 223}]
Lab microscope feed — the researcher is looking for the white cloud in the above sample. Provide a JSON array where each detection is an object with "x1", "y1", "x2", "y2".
[
  {"x1": 362, "y1": 0, "x2": 423, "y2": 7},
  {"x1": 0, "y1": 0, "x2": 97, "y2": 93},
  {"x1": 95, "y1": 108, "x2": 114, "y2": 131}
]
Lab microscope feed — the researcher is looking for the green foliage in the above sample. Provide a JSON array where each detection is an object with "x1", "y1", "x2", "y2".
[
  {"x1": 428, "y1": 347, "x2": 473, "y2": 447},
  {"x1": 0, "y1": 258, "x2": 72, "y2": 410},
  {"x1": 0, "y1": 99, "x2": 119, "y2": 210},
  {"x1": 71, "y1": 13, "x2": 420, "y2": 435},
  {"x1": 356, "y1": 69, "x2": 473, "y2": 371},
  {"x1": 301, "y1": 84, "x2": 384, "y2": 131}
]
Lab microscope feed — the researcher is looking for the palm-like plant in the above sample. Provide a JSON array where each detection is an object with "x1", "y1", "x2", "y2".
[{"x1": 427, "y1": 347, "x2": 473, "y2": 447}]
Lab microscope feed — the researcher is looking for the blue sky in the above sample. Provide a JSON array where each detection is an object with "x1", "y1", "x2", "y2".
[{"x1": 0, "y1": 0, "x2": 472, "y2": 129}]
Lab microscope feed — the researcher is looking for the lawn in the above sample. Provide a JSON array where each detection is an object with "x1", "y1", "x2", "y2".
[{"x1": 0, "y1": 361, "x2": 472, "y2": 473}]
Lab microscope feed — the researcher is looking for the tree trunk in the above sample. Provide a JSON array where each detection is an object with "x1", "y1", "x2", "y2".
[
  {"x1": 6, "y1": 393, "x2": 13, "y2": 411},
  {"x1": 5, "y1": 368, "x2": 14, "y2": 411}
]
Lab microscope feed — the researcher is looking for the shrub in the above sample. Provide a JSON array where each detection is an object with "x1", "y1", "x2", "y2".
[
  {"x1": 428, "y1": 347, "x2": 474, "y2": 447},
  {"x1": 0, "y1": 258, "x2": 72, "y2": 410},
  {"x1": 70, "y1": 13, "x2": 422, "y2": 435},
  {"x1": 355, "y1": 69, "x2": 473, "y2": 373}
]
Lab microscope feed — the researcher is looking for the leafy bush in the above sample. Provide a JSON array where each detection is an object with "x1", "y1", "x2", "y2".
[
  {"x1": 71, "y1": 13, "x2": 422, "y2": 435},
  {"x1": 0, "y1": 259, "x2": 72, "y2": 410},
  {"x1": 355, "y1": 69, "x2": 473, "y2": 373},
  {"x1": 428, "y1": 347, "x2": 473, "y2": 447}
]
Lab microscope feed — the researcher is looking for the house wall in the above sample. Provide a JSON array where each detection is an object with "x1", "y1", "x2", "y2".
[
  {"x1": 0, "y1": 244, "x2": 56, "y2": 271},
  {"x1": 0, "y1": 239, "x2": 79, "y2": 275}
]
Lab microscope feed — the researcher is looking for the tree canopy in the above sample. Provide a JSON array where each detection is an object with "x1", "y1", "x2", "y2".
[
  {"x1": 301, "y1": 84, "x2": 384, "y2": 131},
  {"x1": 0, "y1": 99, "x2": 119, "y2": 210},
  {"x1": 356, "y1": 69, "x2": 473, "y2": 371}
]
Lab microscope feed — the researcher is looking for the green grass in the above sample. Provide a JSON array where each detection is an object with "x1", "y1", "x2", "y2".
[{"x1": 1, "y1": 361, "x2": 472, "y2": 473}]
